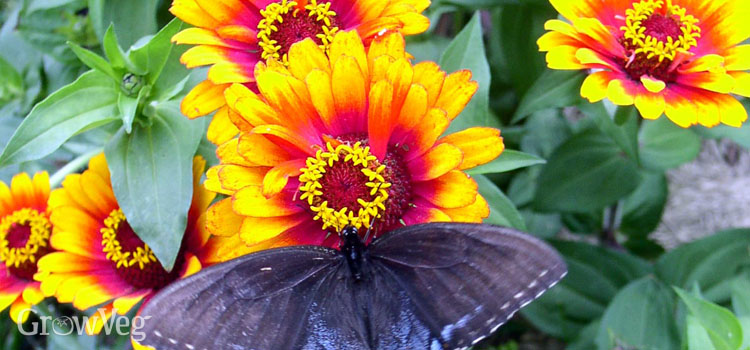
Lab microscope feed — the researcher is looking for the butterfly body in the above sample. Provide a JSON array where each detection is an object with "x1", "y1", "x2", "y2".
[{"x1": 135, "y1": 223, "x2": 567, "y2": 350}]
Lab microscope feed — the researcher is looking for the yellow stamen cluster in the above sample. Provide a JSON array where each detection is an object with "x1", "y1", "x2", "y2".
[
  {"x1": 0, "y1": 208, "x2": 51, "y2": 268},
  {"x1": 299, "y1": 142, "x2": 391, "y2": 232},
  {"x1": 101, "y1": 209, "x2": 157, "y2": 270},
  {"x1": 257, "y1": 0, "x2": 339, "y2": 64},
  {"x1": 621, "y1": 0, "x2": 700, "y2": 62}
]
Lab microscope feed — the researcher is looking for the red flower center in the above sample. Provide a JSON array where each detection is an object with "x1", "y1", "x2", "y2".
[
  {"x1": 641, "y1": 14, "x2": 682, "y2": 43},
  {"x1": 619, "y1": 0, "x2": 701, "y2": 83},
  {"x1": 0, "y1": 208, "x2": 52, "y2": 280},
  {"x1": 298, "y1": 135, "x2": 413, "y2": 238},
  {"x1": 101, "y1": 209, "x2": 181, "y2": 290},
  {"x1": 257, "y1": 0, "x2": 340, "y2": 63}
]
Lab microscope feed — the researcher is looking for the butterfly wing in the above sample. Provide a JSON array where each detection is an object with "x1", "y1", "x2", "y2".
[
  {"x1": 367, "y1": 223, "x2": 567, "y2": 349},
  {"x1": 134, "y1": 246, "x2": 371, "y2": 350}
]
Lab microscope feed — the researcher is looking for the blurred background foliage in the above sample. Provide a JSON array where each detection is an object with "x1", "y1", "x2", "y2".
[{"x1": 1, "y1": 0, "x2": 749, "y2": 349}]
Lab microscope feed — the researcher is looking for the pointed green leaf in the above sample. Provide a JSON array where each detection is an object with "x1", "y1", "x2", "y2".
[
  {"x1": 675, "y1": 287, "x2": 743, "y2": 350},
  {"x1": 640, "y1": 117, "x2": 701, "y2": 170},
  {"x1": 596, "y1": 278, "x2": 680, "y2": 350},
  {"x1": 467, "y1": 150, "x2": 546, "y2": 175},
  {"x1": 533, "y1": 128, "x2": 641, "y2": 213},
  {"x1": 128, "y1": 19, "x2": 185, "y2": 85},
  {"x1": 0, "y1": 70, "x2": 119, "y2": 166},
  {"x1": 102, "y1": 25, "x2": 127, "y2": 70},
  {"x1": 439, "y1": 13, "x2": 499, "y2": 133},
  {"x1": 68, "y1": 42, "x2": 117, "y2": 79},
  {"x1": 104, "y1": 101, "x2": 205, "y2": 270},
  {"x1": 512, "y1": 70, "x2": 586, "y2": 123},
  {"x1": 475, "y1": 175, "x2": 525, "y2": 230}
]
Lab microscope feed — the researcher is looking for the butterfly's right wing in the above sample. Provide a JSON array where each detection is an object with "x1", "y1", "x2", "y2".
[
  {"x1": 134, "y1": 246, "x2": 371, "y2": 350},
  {"x1": 367, "y1": 223, "x2": 567, "y2": 350}
]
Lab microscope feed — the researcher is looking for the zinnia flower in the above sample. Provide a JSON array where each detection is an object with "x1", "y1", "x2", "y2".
[
  {"x1": 34, "y1": 154, "x2": 215, "y2": 333},
  {"x1": 169, "y1": 0, "x2": 430, "y2": 144},
  {"x1": 0, "y1": 172, "x2": 51, "y2": 323},
  {"x1": 538, "y1": 0, "x2": 750, "y2": 127},
  {"x1": 203, "y1": 30, "x2": 504, "y2": 262}
]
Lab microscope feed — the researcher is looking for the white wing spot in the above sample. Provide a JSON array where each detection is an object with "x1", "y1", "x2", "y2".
[
  {"x1": 528, "y1": 280, "x2": 538, "y2": 288},
  {"x1": 501, "y1": 302, "x2": 510, "y2": 310},
  {"x1": 153, "y1": 331, "x2": 163, "y2": 338},
  {"x1": 312, "y1": 257, "x2": 325, "y2": 260},
  {"x1": 535, "y1": 290, "x2": 546, "y2": 298},
  {"x1": 261, "y1": 267, "x2": 272, "y2": 271},
  {"x1": 168, "y1": 338, "x2": 178, "y2": 345},
  {"x1": 185, "y1": 344, "x2": 195, "y2": 350},
  {"x1": 513, "y1": 291, "x2": 524, "y2": 299},
  {"x1": 539, "y1": 269, "x2": 549, "y2": 277}
]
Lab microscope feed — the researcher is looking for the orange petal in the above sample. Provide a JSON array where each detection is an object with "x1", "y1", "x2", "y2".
[
  {"x1": 10, "y1": 298, "x2": 31, "y2": 324},
  {"x1": 206, "y1": 198, "x2": 244, "y2": 237},
  {"x1": 439, "y1": 127, "x2": 504, "y2": 170},
  {"x1": 237, "y1": 133, "x2": 292, "y2": 166},
  {"x1": 330, "y1": 31, "x2": 369, "y2": 79},
  {"x1": 239, "y1": 214, "x2": 309, "y2": 245},
  {"x1": 403, "y1": 108, "x2": 450, "y2": 159},
  {"x1": 367, "y1": 80, "x2": 396, "y2": 159},
  {"x1": 181, "y1": 80, "x2": 229, "y2": 119},
  {"x1": 433, "y1": 70, "x2": 478, "y2": 120},
  {"x1": 332, "y1": 55, "x2": 368, "y2": 130},
  {"x1": 634, "y1": 92, "x2": 666, "y2": 120},
  {"x1": 232, "y1": 186, "x2": 301, "y2": 217},
  {"x1": 412, "y1": 61, "x2": 446, "y2": 107},
  {"x1": 443, "y1": 194, "x2": 490, "y2": 222},
  {"x1": 112, "y1": 289, "x2": 151, "y2": 315},
  {"x1": 581, "y1": 70, "x2": 616, "y2": 102},
  {"x1": 262, "y1": 159, "x2": 305, "y2": 198},
  {"x1": 207, "y1": 106, "x2": 240, "y2": 145},
  {"x1": 407, "y1": 143, "x2": 463, "y2": 181},
  {"x1": 215, "y1": 138, "x2": 256, "y2": 167},
  {"x1": 400, "y1": 198, "x2": 451, "y2": 226},
  {"x1": 216, "y1": 164, "x2": 267, "y2": 192},
  {"x1": 288, "y1": 39, "x2": 330, "y2": 80},
  {"x1": 85, "y1": 304, "x2": 115, "y2": 335},
  {"x1": 414, "y1": 171, "x2": 479, "y2": 209}
]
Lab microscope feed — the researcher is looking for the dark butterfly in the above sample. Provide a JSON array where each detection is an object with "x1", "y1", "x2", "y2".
[{"x1": 134, "y1": 223, "x2": 567, "y2": 350}]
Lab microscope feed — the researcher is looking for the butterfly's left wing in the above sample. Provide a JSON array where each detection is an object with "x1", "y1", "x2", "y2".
[
  {"x1": 367, "y1": 223, "x2": 567, "y2": 349},
  {"x1": 133, "y1": 246, "x2": 372, "y2": 350}
]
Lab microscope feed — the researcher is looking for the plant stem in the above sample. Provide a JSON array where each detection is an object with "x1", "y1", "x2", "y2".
[
  {"x1": 49, "y1": 148, "x2": 103, "y2": 188},
  {"x1": 600, "y1": 203, "x2": 623, "y2": 250}
]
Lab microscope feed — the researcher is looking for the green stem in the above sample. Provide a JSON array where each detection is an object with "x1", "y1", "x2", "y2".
[{"x1": 49, "y1": 148, "x2": 103, "y2": 188}]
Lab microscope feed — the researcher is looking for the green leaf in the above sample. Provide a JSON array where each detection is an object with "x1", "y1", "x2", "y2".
[
  {"x1": 512, "y1": 70, "x2": 586, "y2": 123},
  {"x1": 105, "y1": 100, "x2": 205, "y2": 270},
  {"x1": 467, "y1": 150, "x2": 545, "y2": 175},
  {"x1": 475, "y1": 175, "x2": 526, "y2": 230},
  {"x1": 533, "y1": 128, "x2": 641, "y2": 213},
  {"x1": 731, "y1": 275, "x2": 750, "y2": 318},
  {"x1": 656, "y1": 229, "x2": 750, "y2": 302},
  {"x1": 688, "y1": 315, "x2": 719, "y2": 350},
  {"x1": 595, "y1": 277, "x2": 680, "y2": 350},
  {"x1": 88, "y1": 0, "x2": 158, "y2": 49},
  {"x1": 620, "y1": 171, "x2": 668, "y2": 237},
  {"x1": 0, "y1": 55, "x2": 23, "y2": 95},
  {"x1": 675, "y1": 287, "x2": 743, "y2": 350},
  {"x1": 0, "y1": 70, "x2": 119, "y2": 166},
  {"x1": 640, "y1": 117, "x2": 702, "y2": 170},
  {"x1": 579, "y1": 102, "x2": 640, "y2": 162},
  {"x1": 128, "y1": 19, "x2": 185, "y2": 85},
  {"x1": 495, "y1": 2, "x2": 556, "y2": 96},
  {"x1": 102, "y1": 24, "x2": 127, "y2": 70},
  {"x1": 439, "y1": 12, "x2": 499, "y2": 133},
  {"x1": 522, "y1": 241, "x2": 651, "y2": 340},
  {"x1": 118, "y1": 86, "x2": 148, "y2": 134},
  {"x1": 67, "y1": 41, "x2": 117, "y2": 80},
  {"x1": 695, "y1": 123, "x2": 750, "y2": 149}
]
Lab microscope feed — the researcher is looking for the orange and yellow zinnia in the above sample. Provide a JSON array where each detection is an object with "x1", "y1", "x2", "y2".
[
  {"x1": 538, "y1": 0, "x2": 750, "y2": 127},
  {"x1": 201, "y1": 30, "x2": 504, "y2": 263},
  {"x1": 0, "y1": 172, "x2": 51, "y2": 323},
  {"x1": 169, "y1": 0, "x2": 430, "y2": 145},
  {"x1": 34, "y1": 154, "x2": 215, "y2": 334}
]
